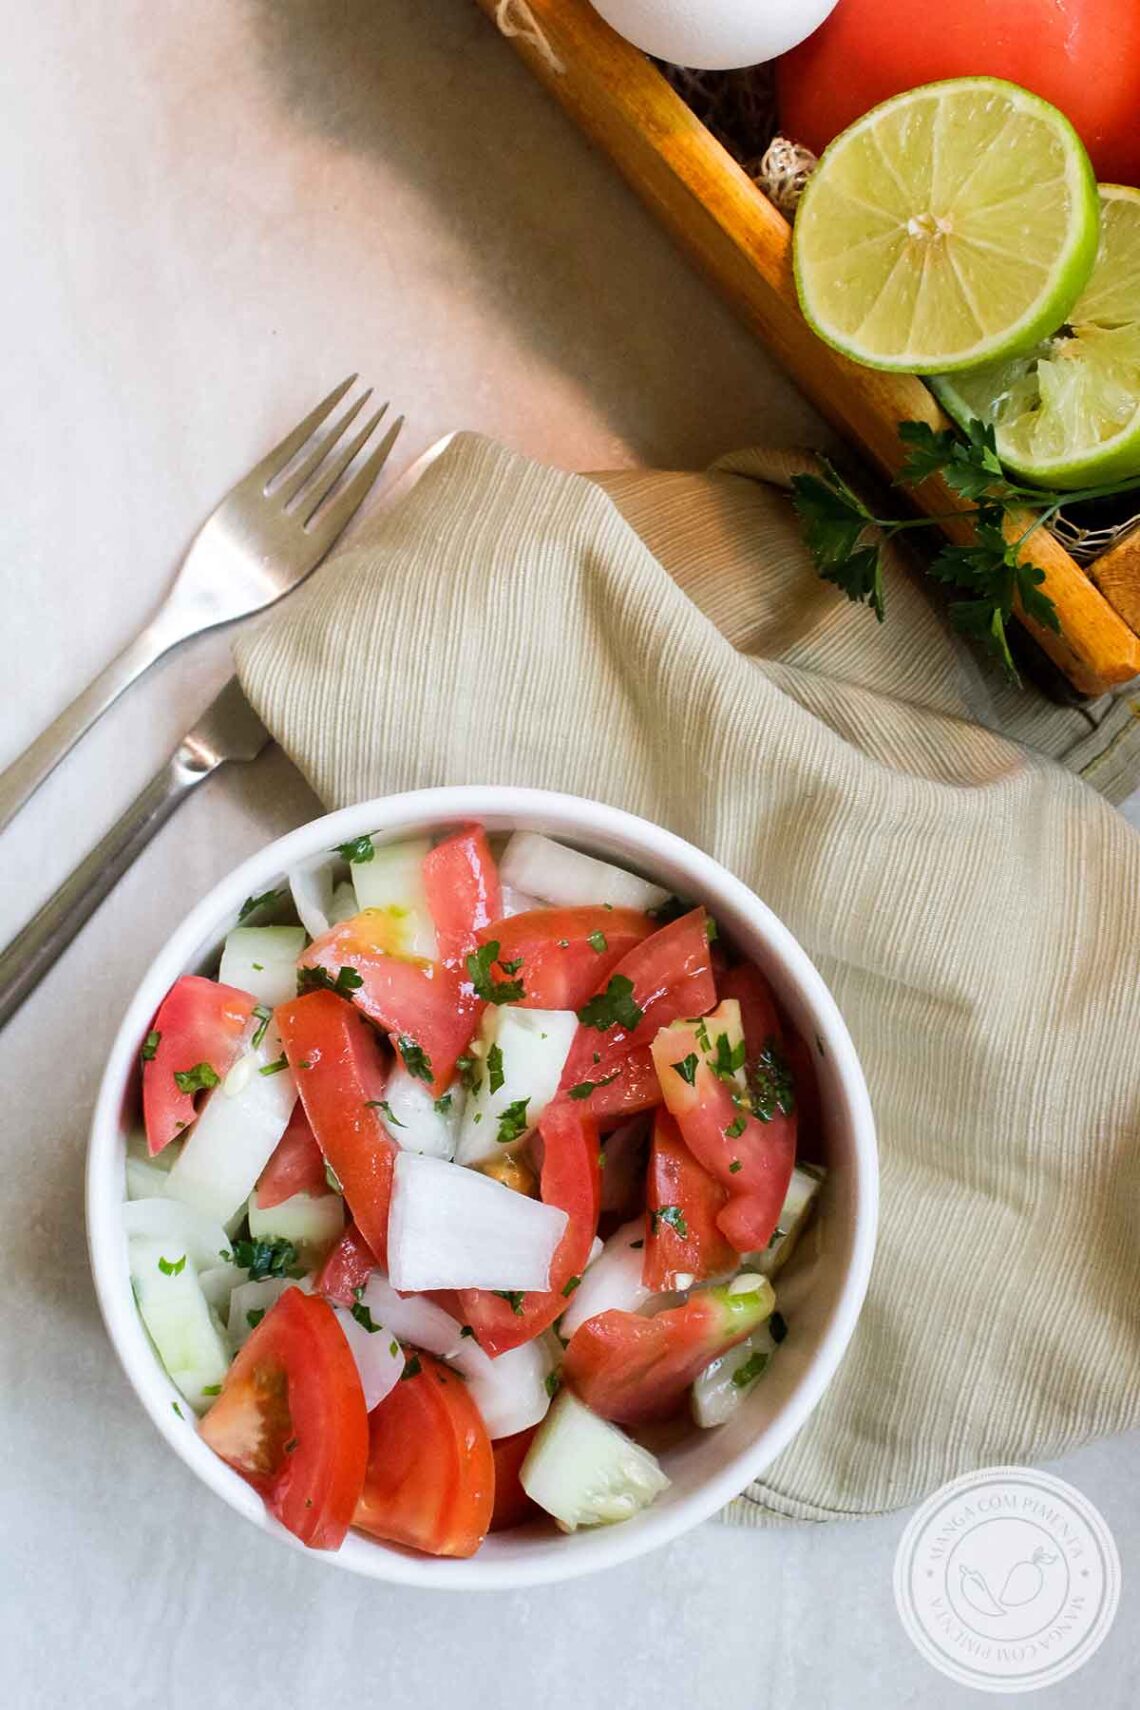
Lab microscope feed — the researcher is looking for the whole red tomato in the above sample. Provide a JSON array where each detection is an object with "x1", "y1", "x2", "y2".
[{"x1": 776, "y1": 0, "x2": 1140, "y2": 187}]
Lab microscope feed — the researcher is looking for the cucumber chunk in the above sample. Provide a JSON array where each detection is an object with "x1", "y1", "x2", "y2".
[
  {"x1": 246, "y1": 1189, "x2": 345, "y2": 1260},
  {"x1": 455, "y1": 1006, "x2": 577, "y2": 1168},
  {"x1": 129, "y1": 1237, "x2": 229, "y2": 1413},
  {"x1": 350, "y1": 837, "x2": 438, "y2": 960},
  {"x1": 219, "y1": 926, "x2": 307, "y2": 1008},
  {"x1": 521, "y1": 1389, "x2": 670, "y2": 1530}
]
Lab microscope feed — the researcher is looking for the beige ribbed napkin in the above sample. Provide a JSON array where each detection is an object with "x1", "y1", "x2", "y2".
[{"x1": 235, "y1": 433, "x2": 1140, "y2": 1524}]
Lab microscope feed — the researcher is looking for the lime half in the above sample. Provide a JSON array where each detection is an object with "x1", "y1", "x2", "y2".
[
  {"x1": 793, "y1": 78, "x2": 1099, "y2": 374},
  {"x1": 934, "y1": 185, "x2": 1140, "y2": 489}
]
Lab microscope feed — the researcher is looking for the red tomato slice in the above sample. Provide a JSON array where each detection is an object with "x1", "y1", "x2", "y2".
[
  {"x1": 354, "y1": 1352, "x2": 494, "y2": 1558},
  {"x1": 276, "y1": 991, "x2": 397, "y2": 1265},
  {"x1": 560, "y1": 909, "x2": 716, "y2": 1090},
  {"x1": 316, "y1": 1222, "x2": 379, "y2": 1305},
  {"x1": 457, "y1": 1099, "x2": 601, "y2": 1356},
  {"x1": 476, "y1": 907, "x2": 654, "y2": 1010},
  {"x1": 200, "y1": 1287, "x2": 368, "y2": 1549},
  {"x1": 299, "y1": 913, "x2": 477, "y2": 1096},
  {"x1": 142, "y1": 975, "x2": 256, "y2": 1155},
  {"x1": 255, "y1": 1104, "x2": 327, "y2": 1209},
  {"x1": 649, "y1": 978, "x2": 796, "y2": 1253},
  {"x1": 569, "y1": 1045, "x2": 661, "y2": 1124},
  {"x1": 562, "y1": 1284, "x2": 772, "y2": 1426},
  {"x1": 643, "y1": 1108, "x2": 737, "y2": 1289},
  {"x1": 423, "y1": 826, "x2": 502, "y2": 966},
  {"x1": 490, "y1": 1427, "x2": 540, "y2": 1532}
]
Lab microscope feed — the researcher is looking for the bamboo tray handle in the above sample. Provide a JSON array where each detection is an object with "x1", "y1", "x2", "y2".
[{"x1": 480, "y1": 0, "x2": 1140, "y2": 696}]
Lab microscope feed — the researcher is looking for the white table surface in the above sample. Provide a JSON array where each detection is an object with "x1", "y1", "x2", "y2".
[{"x1": 2, "y1": 3, "x2": 1137, "y2": 1706}]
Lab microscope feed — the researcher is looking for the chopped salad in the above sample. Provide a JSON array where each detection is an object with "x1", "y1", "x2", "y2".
[{"x1": 125, "y1": 826, "x2": 825, "y2": 1556}]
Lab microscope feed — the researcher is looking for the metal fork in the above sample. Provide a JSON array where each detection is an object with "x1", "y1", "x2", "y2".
[{"x1": 0, "y1": 377, "x2": 402, "y2": 833}]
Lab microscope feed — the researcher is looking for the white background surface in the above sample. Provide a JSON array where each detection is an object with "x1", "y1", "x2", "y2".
[{"x1": 1, "y1": 1, "x2": 1136, "y2": 1705}]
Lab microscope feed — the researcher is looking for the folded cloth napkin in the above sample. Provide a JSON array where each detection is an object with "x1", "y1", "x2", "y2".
[{"x1": 235, "y1": 433, "x2": 1140, "y2": 1524}]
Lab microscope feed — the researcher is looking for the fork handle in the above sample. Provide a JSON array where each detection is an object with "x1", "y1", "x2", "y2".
[
  {"x1": 0, "y1": 743, "x2": 218, "y2": 1031},
  {"x1": 0, "y1": 612, "x2": 186, "y2": 834}
]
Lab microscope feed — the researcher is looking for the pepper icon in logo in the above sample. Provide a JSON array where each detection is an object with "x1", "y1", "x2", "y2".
[{"x1": 894, "y1": 1466, "x2": 1120, "y2": 1694}]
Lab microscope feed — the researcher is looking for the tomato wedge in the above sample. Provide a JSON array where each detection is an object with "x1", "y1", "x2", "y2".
[
  {"x1": 490, "y1": 1427, "x2": 540, "y2": 1532},
  {"x1": 298, "y1": 913, "x2": 477, "y2": 1096},
  {"x1": 562, "y1": 1282, "x2": 774, "y2": 1426},
  {"x1": 643, "y1": 1108, "x2": 736, "y2": 1289},
  {"x1": 276, "y1": 991, "x2": 397, "y2": 1266},
  {"x1": 200, "y1": 1287, "x2": 368, "y2": 1549},
  {"x1": 650, "y1": 974, "x2": 796, "y2": 1253},
  {"x1": 142, "y1": 974, "x2": 256, "y2": 1155},
  {"x1": 423, "y1": 826, "x2": 502, "y2": 966},
  {"x1": 255, "y1": 1103, "x2": 328, "y2": 1209},
  {"x1": 316, "y1": 1222, "x2": 379, "y2": 1305},
  {"x1": 560, "y1": 909, "x2": 716, "y2": 1090},
  {"x1": 566, "y1": 1045, "x2": 661, "y2": 1123},
  {"x1": 457, "y1": 1099, "x2": 601, "y2": 1356},
  {"x1": 476, "y1": 907, "x2": 654, "y2": 1010},
  {"x1": 354, "y1": 1353, "x2": 494, "y2": 1558}
]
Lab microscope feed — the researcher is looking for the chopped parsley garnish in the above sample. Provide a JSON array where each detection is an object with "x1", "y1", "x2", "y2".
[
  {"x1": 351, "y1": 1300, "x2": 381, "y2": 1334},
  {"x1": 459, "y1": 1325, "x2": 475, "y2": 1339},
  {"x1": 647, "y1": 896, "x2": 687, "y2": 925},
  {"x1": 495, "y1": 1098, "x2": 530, "y2": 1146},
  {"x1": 500, "y1": 956, "x2": 524, "y2": 975},
  {"x1": 401, "y1": 1354, "x2": 422, "y2": 1380},
  {"x1": 544, "y1": 1371, "x2": 561, "y2": 1399},
  {"x1": 202, "y1": 1383, "x2": 222, "y2": 1397},
  {"x1": 157, "y1": 1254, "x2": 186, "y2": 1276},
  {"x1": 325, "y1": 1162, "x2": 344, "y2": 1194},
  {"x1": 296, "y1": 964, "x2": 363, "y2": 999},
  {"x1": 457, "y1": 1054, "x2": 482, "y2": 1094},
  {"x1": 732, "y1": 1350, "x2": 771, "y2": 1389},
  {"x1": 650, "y1": 1205, "x2": 688, "y2": 1238},
  {"x1": 172, "y1": 1402, "x2": 183, "y2": 1419},
  {"x1": 769, "y1": 1311, "x2": 788, "y2": 1344},
  {"x1": 629, "y1": 1238, "x2": 644, "y2": 1250},
  {"x1": 713, "y1": 1032, "x2": 746, "y2": 1080},
  {"x1": 493, "y1": 1290, "x2": 526, "y2": 1315},
  {"x1": 705, "y1": 916, "x2": 719, "y2": 942},
  {"x1": 140, "y1": 1030, "x2": 160, "y2": 1063},
  {"x1": 466, "y1": 941, "x2": 526, "y2": 1004},
  {"x1": 750, "y1": 1039, "x2": 796, "y2": 1122},
  {"x1": 238, "y1": 887, "x2": 284, "y2": 921},
  {"x1": 335, "y1": 834, "x2": 375, "y2": 863},
  {"x1": 577, "y1": 975, "x2": 643, "y2": 1033},
  {"x1": 561, "y1": 1275, "x2": 582, "y2": 1297},
  {"x1": 250, "y1": 1004, "x2": 273, "y2": 1050},
  {"x1": 252, "y1": 963, "x2": 264, "y2": 972},
  {"x1": 434, "y1": 1093, "x2": 454, "y2": 1114},
  {"x1": 259, "y1": 1053, "x2": 289, "y2": 1076},
  {"x1": 586, "y1": 930, "x2": 608, "y2": 953},
  {"x1": 231, "y1": 1235, "x2": 299, "y2": 1281},
  {"x1": 671, "y1": 1053, "x2": 699, "y2": 1086},
  {"x1": 567, "y1": 1070, "x2": 620, "y2": 1101},
  {"x1": 486, "y1": 1042, "x2": 505, "y2": 1095},
  {"x1": 173, "y1": 1062, "x2": 220, "y2": 1095},
  {"x1": 724, "y1": 1113, "x2": 748, "y2": 1140},
  {"x1": 389, "y1": 1340, "x2": 399, "y2": 1358},
  {"x1": 729, "y1": 1159, "x2": 742, "y2": 1173},
  {"x1": 397, "y1": 1036, "x2": 433, "y2": 1083},
  {"x1": 246, "y1": 1308, "x2": 266, "y2": 1330},
  {"x1": 766, "y1": 1225, "x2": 788, "y2": 1249},
  {"x1": 694, "y1": 1018, "x2": 711, "y2": 1052},
  {"x1": 370, "y1": 1099, "x2": 404, "y2": 1127}
]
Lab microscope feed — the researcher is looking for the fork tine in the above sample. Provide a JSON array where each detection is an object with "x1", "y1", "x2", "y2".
[
  {"x1": 276, "y1": 389, "x2": 372, "y2": 506},
  {"x1": 245, "y1": 375, "x2": 356, "y2": 491},
  {"x1": 304, "y1": 416, "x2": 404, "y2": 541},
  {"x1": 298, "y1": 402, "x2": 389, "y2": 520}
]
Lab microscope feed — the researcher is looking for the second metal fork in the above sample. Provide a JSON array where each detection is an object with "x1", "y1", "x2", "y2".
[{"x1": 0, "y1": 377, "x2": 402, "y2": 832}]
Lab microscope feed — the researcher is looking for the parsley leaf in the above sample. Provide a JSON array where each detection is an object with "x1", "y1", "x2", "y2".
[
  {"x1": 459, "y1": 1325, "x2": 475, "y2": 1339},
  {"x1": 202, "y1": 1383, "x2": 222, "y2": 1397},
  {"x1": 650, "y1": 1205, "x2": 688, "y2": 1238},
  {"x1": 466, "y1": 941, "x2": 526, "y2": 1004},
  {"x1": 567, "y1": 1070, "x2": 620, "y2": 1100},
  {"x1": 401, "y1": 1354, "x2": 422, "y2": 1380},
  {"x1": 486, "y1": 1042, "x2": 505, "y2": 1095},
  {"x1": 769, "y1": 1311, "x2": 788, "y2": 1345},
  {"x1": 750, "y1": 1039, "x2": 796, "y2": 1122},
  {"x1": 732, "y1": 1349, "x2": 772, "y2": 1389},
  {"x1": 157, "y1": 1254, "x2": 186, "y2": 1276},
  {"x1": 495, "y1": 1098, "x2": 530, "y2": 1146},
  {"x1": 577, "y1": 974, "x2": 643, "y2": 1033},
  {"x1": 296, "y1": 964, "x2": 363, "y2": 999},
  {"x1": 250, "y1": 1005, "x2": 273, "y2": 1051},
  {"x1": 456, "y1": 1054, "x2": 482, "y2": 1094},
  {"x1": 173, "y1": 1062, "x2": 220, "y2": 1095},
  {"x1": 729, "y1": 1159, "x2": 742, "y2": 1173},
  {"x1": 259, "y1": 1053, "x2": 289, "y2": 1076},
  {"x1": 586, "y1": 930, "x2": 608, "y2": 953},
  {"x1": 671, "y1": 1053, "x2": 699, "y2": 1086},
  {"x1": 351, "y1": 1300, "x2": 381, "y2": 1334},
  {"x1": 246, "y1": 1308, "x2": 265, "y2": 1330},
  {"x1": 140, "y1": 1029, "x2": 161, "y2": 1063},
  {"x1": 791, "y1": 464, "x2": 886, "y2": 622},
  {"x1": 335, "y1": 834, "x2": 375, "y2": 863},
  {"x1": 370, "y1": 1100, "x2": 403, "y2": 1127},
  {"x1": 238, "y1": 887, "x2": 284, "y2": 922},
  {"x1": 561, "y1": 1274, "x2": 582, "y2": 1297},
  {"x1": 231, "y1": 1235, "x2": 298, "y2": 1281},
  {"x1": 397, "y1": 1036, "x2": 434, "y2": 1083},
  {"x1": 724, "y1": 1113, "x2": 748, "y2": 1140},
  {"x1": 713, "y1": 1032, "x2": 746, "y2": 1080},
  {"x1": 434, "y1": 1092, "x2": 454, "y2": 1114},
  {"x1": 493, "y1": 1290, "x2": 526, "y2": 1315},
  {"x1": 544, "y1": 1370, "x2": 561, "y2": 1399}
]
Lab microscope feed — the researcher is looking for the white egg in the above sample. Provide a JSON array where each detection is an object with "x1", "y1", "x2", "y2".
[{"x1": 589, "y1": 0, "x2": 840, "y2": 69}]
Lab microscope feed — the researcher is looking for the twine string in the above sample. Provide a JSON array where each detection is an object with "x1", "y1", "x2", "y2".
[{"x1": 494, "y1": 0, "x2": 565, "y2": 75}]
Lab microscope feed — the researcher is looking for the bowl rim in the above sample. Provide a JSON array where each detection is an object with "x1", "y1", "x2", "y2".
[{"x1": 87, "y1": 784, "x2": 877, "y2": 1588}]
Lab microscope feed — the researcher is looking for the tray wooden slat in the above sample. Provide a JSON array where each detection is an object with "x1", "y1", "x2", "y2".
[{"x1": 479, "y1": 0, "x2": 1140, "y2": 695}]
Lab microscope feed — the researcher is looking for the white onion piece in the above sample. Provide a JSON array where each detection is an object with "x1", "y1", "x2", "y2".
[
  {"x1": 454, "y1": 1007, "x2": 577, "y2": 1167},
  {"x1": 500, "y1": 885, "x2": 543, "y2": 917},
  {"x1": 357, "y1": 1273, "x2": 467, "y2": 1360},
  {"x1": 197, "y1": 1261, "x2": 245, "y2": 1312},
  {"x1": 123, "y1": 1198, "x2": 231, "y2": 1273},
  {"x1": 500, "y1": 831, "x2": 670, "y2": 913},
  {"x1": 219, "y1": 926, "x2": 307, "y2": 1008},
  {"x1": 379, "y1": 1063, "x2": 464, "y2": 1160},
  {"x1": 334, "y1": 1306, "x2": 404, "y2": 1410},
  {"x1": 466, "y1": 1337, "x2": 554, "y2": 1439},
  {"x1": 165, "y1": 1021, "x2": 297, "y2": 1225},
  {"x1": 328, "y1": 880, "x2": 359, "y2": 926},
  {"x1": 387, "y1": 1154, "x2": 568, "y2": 1292},
  {"x1": 247, "y1": 1189, "x2": 345, "y2": 1257},
  {"x1": 560, "y1": 1216, "x2": 650, "y2": 1338},
  {"x1": 227, "y1": 1276, "x2": 295, "y2": 1346},
  {"x1": 289, "y1": 856, "x2": 338, "y2": 939},
  {"x1": 350, "y1": 837, "x2": 438, "y2": 960}
]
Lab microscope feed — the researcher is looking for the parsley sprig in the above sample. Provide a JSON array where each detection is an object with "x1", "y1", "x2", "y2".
[{"x1": 791, "y1": 418, "x2": 1140, "y2": 682}]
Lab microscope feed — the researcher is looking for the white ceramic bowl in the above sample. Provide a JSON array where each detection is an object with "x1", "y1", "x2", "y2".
[{"x1": 88, "y1": 786, "x2": 877, "y2": 1588}]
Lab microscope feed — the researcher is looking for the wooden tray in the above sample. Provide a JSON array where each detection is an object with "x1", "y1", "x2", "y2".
[{"x1": 478, "y1": 0, "x2": 1140, "y2": 696}]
